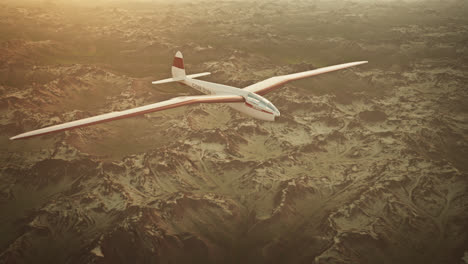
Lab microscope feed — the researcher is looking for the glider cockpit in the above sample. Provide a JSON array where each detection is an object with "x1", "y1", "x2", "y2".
[{"x1": 245, "y1": 92, "x2": 280, "y2": 116}]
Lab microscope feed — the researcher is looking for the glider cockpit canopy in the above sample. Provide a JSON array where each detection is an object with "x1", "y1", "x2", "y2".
[{"x1": 246, "y1": 92, "x2": 280, "y2": 115}]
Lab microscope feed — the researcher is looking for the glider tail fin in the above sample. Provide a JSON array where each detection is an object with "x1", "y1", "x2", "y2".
[
  {"x1": 152, "y1": 51, "x2": 211, "y2": 85},
  {"x1": 171, "y1": 51, "x2": 186, "y2": 80}
]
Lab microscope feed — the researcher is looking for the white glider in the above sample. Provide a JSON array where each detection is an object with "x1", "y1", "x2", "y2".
[{"x1": 10, "y1": 51, "x2": 367, "y2": 140}]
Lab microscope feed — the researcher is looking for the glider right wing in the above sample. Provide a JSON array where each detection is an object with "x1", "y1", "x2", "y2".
[{"x1": 10, "y1": 94, "x2": 244, "y2": 140}]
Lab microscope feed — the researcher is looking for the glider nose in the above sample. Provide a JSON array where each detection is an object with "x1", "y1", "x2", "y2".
[{"x1": 274, "y1": 113, "x2": 280, "y2": 121}]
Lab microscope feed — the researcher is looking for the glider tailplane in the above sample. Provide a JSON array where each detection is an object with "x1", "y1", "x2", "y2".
[
  {"x1": 152, "y1": 51, "x2": 211, "y2": 85},
  {"x1": 152, "y1": 73, "x2": 212, "y2": 85}
]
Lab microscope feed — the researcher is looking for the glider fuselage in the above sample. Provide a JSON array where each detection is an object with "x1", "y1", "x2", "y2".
[{"x1": 183, "y1": 78, "x2": 280, "y2": 121}]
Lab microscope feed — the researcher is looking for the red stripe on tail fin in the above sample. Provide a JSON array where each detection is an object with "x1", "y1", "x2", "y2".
[{"x1": 173, "y1": 57, "x2": 184, "y2": 69}]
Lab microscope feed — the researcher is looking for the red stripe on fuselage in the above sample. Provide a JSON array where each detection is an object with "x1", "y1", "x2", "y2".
[
  {"x1": 244, "y1": 102, "x2": 273, "y2": 115},
  {"x1": 173, "y1": 57, "x2": 184, "y2": 69}
]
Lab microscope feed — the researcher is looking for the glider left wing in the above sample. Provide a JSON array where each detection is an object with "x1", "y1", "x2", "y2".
[
  {"x1": 243, "y1": 61, "x2": 368, "y2": 96},
  {"x1": 10, "y1": 94, "x2": 244, "y2": 140}
]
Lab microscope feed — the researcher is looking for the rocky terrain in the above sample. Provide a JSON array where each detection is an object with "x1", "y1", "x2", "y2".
[{"x1": 1, "y1": 0, "x2": 468, "y2": 263}]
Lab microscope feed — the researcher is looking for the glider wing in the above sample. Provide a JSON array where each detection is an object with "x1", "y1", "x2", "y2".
[
  {"x1": 243, "y1": 61, "x2": 368, "y2": 95},
  {"x1": 10, "y1": 94, "x2": 244, "y2": 140}
]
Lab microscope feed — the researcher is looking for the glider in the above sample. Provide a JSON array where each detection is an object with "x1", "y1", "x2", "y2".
[{"x1": 10, "y1": 51, "x2": 367, "y2": 140}]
